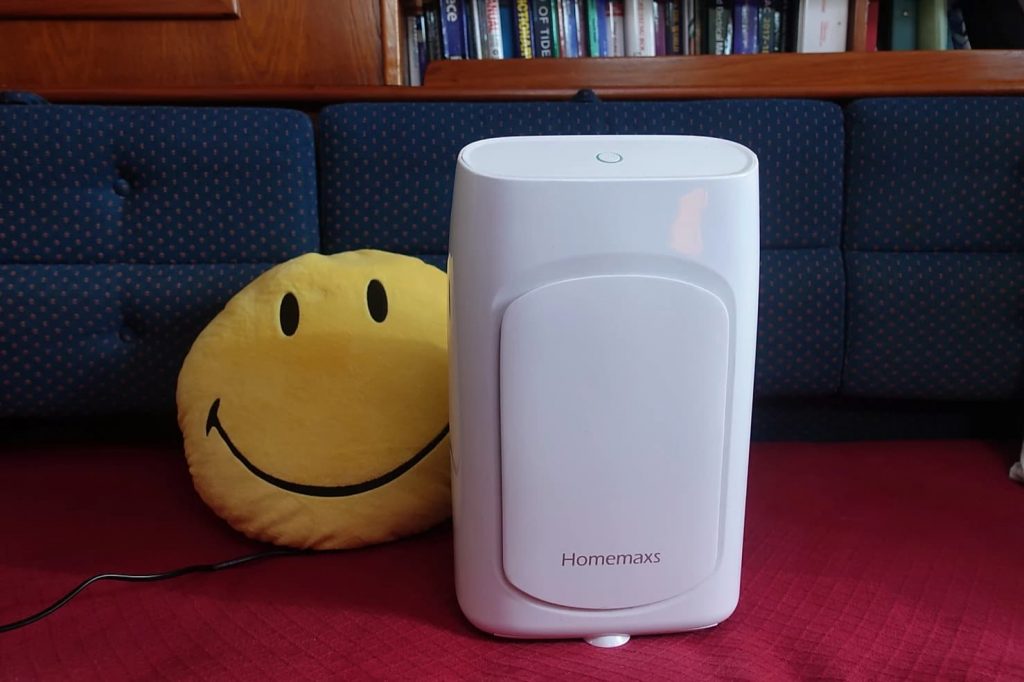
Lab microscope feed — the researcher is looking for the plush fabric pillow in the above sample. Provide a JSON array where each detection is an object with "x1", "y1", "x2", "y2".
[{"x1": 177, "y1": 251, "x2": 450, "y2": 549}]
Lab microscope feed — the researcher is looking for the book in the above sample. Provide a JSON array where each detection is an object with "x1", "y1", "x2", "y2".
[
  {"x1": 733, "y1": 0, "x2": 759, "y2": 53},
  {"x1": 595, "y1": 0, "x2": 611, "y2": 55},
  {"x1": 500, "y1": 0, "x2": 515, "y2": 57},
  {"x1": 608, "y1": 0, "x2": 627, "y2": 55},
  {"x1": 406, "y1": 14, "x2": 425, "y2": 85},
  {"x1": 587, "y1": 0, "x2": 602, "y2": 55},
  {"x1": 758, "y1": 0, "x2": 779, "y2": 53},
  {"x1": 865, "y1": 0, "x2": 878, "y2": 50},
  {"x1": 574, "y1": 0, "x2": 588, "y2": 56},
  {"x1": 691, "y1": 0, "x2": 703, "y2": 53},
  {"x1": 878, "y1": 0, "x2": 915, "y2": 50},
  {"x1": 654, "y1": 0, "x2": 666, "y2": 54},
  {"x1": 916, "y1": 0, "x2": 947, "y2": 50},
  {"x1": 666, "y1": 0, "x2": 682, "y2": 54},
  {"x1": 477, "y1": 0, "x2": 504, "y2": 58},
  {"x1": 426, "y1": 6, "x2": 444, "y2": 61},
  {"x1": 707, "y1": 0, "x2": 733, "y2": 54},
  {"x1": 531, "y1": 0, "x2": 561, "y2": 56},
  {"x1": 440, "y1": 0, "x2": 468, "y2": 58},
  {"x1": 515, "y1": 0, "x2": 534, "y2": 56},
  {"x1": 796, "y1": 0, "x2": 847, "y2": 52},
  {"x1": 625, "y1": 0, "x2": 657, "y2": 55},
  {"x1": 558, "y1": 0, "x2": 581, "y2": 57},
  {"x1": 468, "y1": 0, "x2": 484, "y2": 57}
]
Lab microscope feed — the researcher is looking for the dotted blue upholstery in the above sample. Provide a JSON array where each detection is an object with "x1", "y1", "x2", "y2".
[
  {"x1": 1, "y1": 105, "x2": 318, "y2": 415},
  {"x1": 844, "y1": 98, "x2": 1024, "y2": 399},
  {"x1": 319, "y1": 100, "x2": 846, "y2": 396}
]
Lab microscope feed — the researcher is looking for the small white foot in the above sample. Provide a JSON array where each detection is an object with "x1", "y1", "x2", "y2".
[{"x1": 584, "y1": 634, "x2": 630, "y2": 648}]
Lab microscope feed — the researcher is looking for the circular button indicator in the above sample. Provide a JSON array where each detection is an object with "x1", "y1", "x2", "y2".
[{"x1": 596, "y1": 152, "x2": 623, "y2": 164}]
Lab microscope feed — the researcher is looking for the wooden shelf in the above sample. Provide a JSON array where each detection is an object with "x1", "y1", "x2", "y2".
[{"x1": 422, "y1": 51, "x2": 1024, "y2": 99}]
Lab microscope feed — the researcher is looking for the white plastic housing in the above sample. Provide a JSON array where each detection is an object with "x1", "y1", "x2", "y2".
[{"x1": 448, "y1": 135, "x2": 759, "y2": 641}]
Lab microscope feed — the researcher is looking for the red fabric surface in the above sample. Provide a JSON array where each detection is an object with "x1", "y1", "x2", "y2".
[{"x1": 1, "y1": 440, "x2": 1022, "y2": 680}]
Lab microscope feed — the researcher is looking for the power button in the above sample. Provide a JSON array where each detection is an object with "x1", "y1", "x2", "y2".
[{"x1": 596, "y1": 152, "x2": 623, "y2": 164}]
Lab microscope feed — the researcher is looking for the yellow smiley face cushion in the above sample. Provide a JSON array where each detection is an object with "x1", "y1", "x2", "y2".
[{"x1": 176, "y1": 250, "x2": 450, "y2": 549}]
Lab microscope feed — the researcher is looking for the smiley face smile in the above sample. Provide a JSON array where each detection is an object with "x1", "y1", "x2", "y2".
[{"x1": 206, "y1": 398, "x2": 449, "y2": 498}]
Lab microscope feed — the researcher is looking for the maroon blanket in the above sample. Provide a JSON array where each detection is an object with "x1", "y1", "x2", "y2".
[{"x1": 1, "y1": 440, "x2": 1021, "y2": 679}]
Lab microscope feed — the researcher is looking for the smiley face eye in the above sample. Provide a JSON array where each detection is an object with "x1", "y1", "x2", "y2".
[
  {"x1": 279, "y1": 292, "x2": 299, "y2": 336},
  {"x1": 367, "y1": 279, "x2": 388, "y2": 323}
]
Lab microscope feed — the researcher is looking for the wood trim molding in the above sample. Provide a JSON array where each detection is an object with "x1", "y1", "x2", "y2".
[
  {"x1": 847, "y1": 0, "x2": 871, "y2": 52},
  {"x1": 423, "y1": 51, "x2": 1024, "y2": 99},
  {"x1": 0, "y1": 0, "x2": 240, "y2": 19},
  {"x1": 381, "y1": 0, "x2": 403, "y2": 85}
]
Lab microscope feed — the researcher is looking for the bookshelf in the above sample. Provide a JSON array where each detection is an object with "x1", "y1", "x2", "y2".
[{"x1": 380, "y1": 0, "x2": 1024, "y2": 99}]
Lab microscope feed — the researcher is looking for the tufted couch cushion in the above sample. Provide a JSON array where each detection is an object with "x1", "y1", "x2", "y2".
[
  {"x1": 0, "y1": 105, "x2": 319, "y2": 415},
  {"x1": 318, "y1": 100, "x2": 846, "y2": 397},
  {"x1": 843, "y1": 98, "x2": 1024, "y2": 400}
]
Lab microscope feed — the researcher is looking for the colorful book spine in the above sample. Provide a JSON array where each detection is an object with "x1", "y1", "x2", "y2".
[
  {"x1": 625, "y1": 0, "x2": 656, "y2": 55},
  {"x1": 733, "y1": 0, "x2": 757, "y2": 52},
  {"x1": 865, "y1": 0, "x2": 878, "y2": 50},
  {"x1": 441, "y1": 0, "x2": 468, "y2": 58},
  {"x1": 587, "y1": 0, "x2": 601, "y2": 55},
  {"x1": 514, "y1": 0, "x2": 534, "y2": 56},
  {"x1": 478, "y1": 0, "x2": 504, "y2": 58},
  {"x1": 707, "y1": 0, "x2": 733, "y2": 55},
  {"x1": 531, "y1": 0, "x2": 560, "y2": 56}
]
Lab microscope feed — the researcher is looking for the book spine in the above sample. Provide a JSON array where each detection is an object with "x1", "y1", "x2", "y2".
[
  {"x1": 654, "y1": 0, "x2": 665, "y2": 54},
  {"x1": 608, "y1": 0, "x2": 626, "y2": 55},
  {"x1": 548, "y1": 0, "x2": 563, "y2": 54},
  {"x1": 407, "y1": 15, "x2": 423, "y2": 85},
  {"x1": 916, "y1": 0, "x2": 947, "y2": 50},
  {"x1": 441, "y1": 0, "x2": 468, "y2": 58},
  {"x1": 468, "y1": 0, "x2": 483, "y2": 58},
  {"x1": 515, "y1": 0, "x2": 534, "y2": 55},
  {"x1": 574, "y1": 0, "x2": 587, "y2": 56},
  {"x1": 594, "y1": 0, "x2": 610, "y2": 55},
  {"x1": 478, "y1": 0, "x2": 503, "y2": 58},
  {"x1": 667, "y1": 0, "x2": 682, "y2": 54},
  {"x1": 500, "y1": 0, "x2": 515, "y2": 56},
  {"x1": 531, "y1": 0, "x2": 559, "y2": 56},
  {"x1": 426, "y1": 6, "x2": 444, "y2": 61},
  {"x1": 796, "y1": 0, "x2": 847, "y2": 53},
  {"x1": 587, "y1": 0, "x2": 601, "y2": 55},
  {"x1": 708, "y1": 0, "x2": 733, "y2": 55},
  {"x1": 757, "y1": 0, "x2": 773, "y2": 53},
  {"x1": 732, "y1": 0, "x2": 757, "y2": 53},
  {"x1": 625, "y1": 0, "x2": 657, "y2": 55},
  {"x1": 865, "y1": 0, "x2": 878, "y2": 50},
  {"x1": 561, "y1": 0, "x2": 577, "y2": 54}
]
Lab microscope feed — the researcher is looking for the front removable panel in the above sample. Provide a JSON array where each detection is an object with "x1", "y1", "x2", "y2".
[{"x1": 500, "y1": 275, "x2": 730, "y2": 610}]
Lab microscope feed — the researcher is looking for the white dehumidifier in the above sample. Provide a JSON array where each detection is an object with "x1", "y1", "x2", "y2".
[{"x1": 448, "y1": 135, "x2": 759, "y2": 647}]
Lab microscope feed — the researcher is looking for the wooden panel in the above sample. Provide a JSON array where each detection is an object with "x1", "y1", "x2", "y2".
[
  {"x1": 381, "y1": 0, "x2": 403, "y2": 85},
  {"x1": 424, "y1": 51, "x2": 1024, "y2": 98},
  {"x1": 0, "y1": 0, "x2": 239, "y2": 19},
  {"x1": 0, "y1": 0, "x2": 384, "y2": 90},
  {"x1": 847, "y1": 0, "x2": 871, "y2": 52}
]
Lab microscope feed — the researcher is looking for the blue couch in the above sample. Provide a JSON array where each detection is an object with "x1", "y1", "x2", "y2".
[
  {"x1": 1, "y1": 94, "x2": 1022, "y2": 678},
  {"x1": 4, "y1": 94, "x2": 1023, "y2": 430}
]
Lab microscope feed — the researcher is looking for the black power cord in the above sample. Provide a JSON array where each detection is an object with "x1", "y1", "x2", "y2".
[{"x1": 0, "y1": 548, "x2": 306, "y2": 633}]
